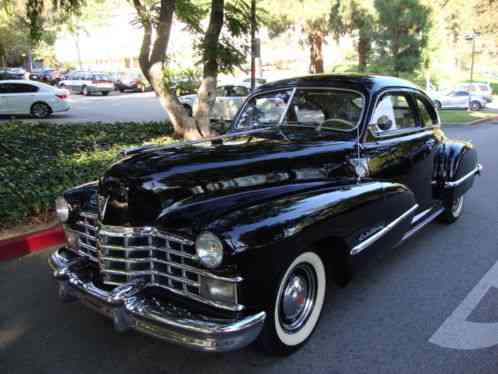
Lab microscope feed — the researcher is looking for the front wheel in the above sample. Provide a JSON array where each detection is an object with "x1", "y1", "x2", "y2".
[
  {"x1": 258, "y1": 251, "x2": 326, "y2": 356},
  {"x1": 82, "y1": 86, "x2": 89, "y2": 96},
  {"x1": 438, "y1": 195, "x2": 464, "y2": 224},
  {"x1": 434, "y1": 100, "x2": 442, "y2": 110},
  {"x1": 102, "y1": 91, "x2": 109, "y2": 96}
]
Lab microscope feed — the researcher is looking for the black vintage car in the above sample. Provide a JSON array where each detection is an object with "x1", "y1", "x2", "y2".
[{"x1": 49, "y1": 75, "x2": 482, "y2": 355}]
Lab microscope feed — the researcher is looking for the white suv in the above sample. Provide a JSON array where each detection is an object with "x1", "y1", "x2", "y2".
[
  {"x1": 58, "y1": 72, "x2": 114, "y2": 96},
  {"x1": 455, "y1": 82, "x2": 493, "y2": 103}
]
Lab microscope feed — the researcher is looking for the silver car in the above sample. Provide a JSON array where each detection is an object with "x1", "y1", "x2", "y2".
[{"x1": 432, "y1": 90, "x2": 487, "y2": 111}]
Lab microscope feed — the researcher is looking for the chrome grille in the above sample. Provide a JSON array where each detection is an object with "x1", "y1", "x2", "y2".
[{"x1": 68, "y1": 212, "x2": 243, "y2": 311}]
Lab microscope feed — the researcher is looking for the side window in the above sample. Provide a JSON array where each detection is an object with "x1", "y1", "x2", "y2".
[
  {"x1": 216, "y1": 86, "x2": 226, "y2": 97},
  {"x1": 231, "y1": 86, "x2": 250, "y2": 97},
  {"x1": 372, "y1": 93, "x2": 418, "y2": 133},
  {"x1": 455, "y1": 91, "x2": 469, "y2": 97},
  {"x1": 9, "y1": 84, "x2": 39, "y2": 93},
  {"x1": 415, "y1": 97, "x2": 438, "y2": 127},
  {"x1": 0, "y1": 83, "x2": 11, "y2": 94}
]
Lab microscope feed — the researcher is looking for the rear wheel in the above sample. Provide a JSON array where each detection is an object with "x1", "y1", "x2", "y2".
[
  {"x1": 438, "y1": 195, "x2": 464, "y2": 224},
  {"x1": 30, "y1": 102, "x2": 52, "y2": 119},
  {"x1": 258, "y1": 251, "x2": 326, "y2": 356},
  {"x1": 470, "y1": 101, "x2": 482, "y2": 111},
  {"x1": 82, "y1": 86, "x2": 89, "y2": 96},
  {"x1": 102, "y1": 91, "x2": 109, "y2": 96}
]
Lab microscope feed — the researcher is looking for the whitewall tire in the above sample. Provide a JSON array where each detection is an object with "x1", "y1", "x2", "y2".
[{"x1": 259, "y1": 251, "x2": 326, "y2": 355}]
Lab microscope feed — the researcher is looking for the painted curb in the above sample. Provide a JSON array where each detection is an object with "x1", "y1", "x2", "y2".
[{"x1": 0, "y1": 225, "x2": 65, "y2": 262}]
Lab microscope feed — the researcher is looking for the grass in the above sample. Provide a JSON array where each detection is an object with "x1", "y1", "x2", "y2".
[
  {"x1": 439, "y1": 110, "x2": 498, "y2": 124},
  {"x1": 0, "y1": 121, "x2": 175, "y2": 231}
]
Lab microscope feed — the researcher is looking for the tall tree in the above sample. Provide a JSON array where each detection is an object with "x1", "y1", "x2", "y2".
[
  {"x1": 330, "y1": 0, "x2": 375, "y2": 72},
  {"x1": 374, "y1": 0, "x2": 431, "y2": 76},
  {"x1": 263, "y1": 0, "x2": 333, "y2": 74}
]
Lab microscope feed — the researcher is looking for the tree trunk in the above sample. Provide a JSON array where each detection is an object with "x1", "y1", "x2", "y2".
[
  {"x1": 193, "y1": 0, "x2": 224, "y2": 138},
  {"x1": 133, "y1": 0, "x2": 199, "y2": 139},
  {"x1": 357, "y1": 32, "x2": 370, "y2": 72},
  {"x1": 308, "y1": 31, "x2": 324, "y2": 74},
  {"x1": 133, "y1": 0, "x2": 225, "y2": 140}
]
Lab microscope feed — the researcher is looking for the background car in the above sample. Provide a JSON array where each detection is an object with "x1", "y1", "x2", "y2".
[
  {"x1": 58, "y1": 71, "x2": 114, "y2": 96},
  {"x1": 455, "y1": 82, "x2": 493, "y2": 103},
  {"x1": 431, "y1": 90, "x2": 487, "y2": 111},
  {"x1": 0, "y1": 68, "x2": 26, "y2": 80},
  {"x1": 114, "y1": 72, "x2": 151, "y2": 93},
  {"x1": 178, "y1": 84, "x2": 250, "y2": 121},
  {"x1": 0, "y1": 80, "x2": 70, "y2": 118},
  {"x1": 29, "y1": 68, "x2": 62, "y2": 85}
]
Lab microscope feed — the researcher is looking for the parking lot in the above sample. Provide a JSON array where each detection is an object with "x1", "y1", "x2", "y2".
[
  {"x1": 1, "y1": 124, "x2": 498, "y2": 373},
  {"x1": 0, "y1": 91, "x2": 170, "y2": 124}
]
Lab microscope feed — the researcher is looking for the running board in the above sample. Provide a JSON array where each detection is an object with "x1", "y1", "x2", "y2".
[{"x1": 400, "y1": 207, "x2": 444, "y2": 244}]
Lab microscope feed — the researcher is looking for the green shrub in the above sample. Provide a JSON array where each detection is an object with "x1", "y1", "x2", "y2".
[{"x1": 0, "y1": 121, "x2": 174, "y2": 230}]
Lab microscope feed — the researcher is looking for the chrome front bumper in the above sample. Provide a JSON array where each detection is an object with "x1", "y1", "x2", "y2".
[{"x1": 48, "y1": 248, "x2": 265, "y2": 352}]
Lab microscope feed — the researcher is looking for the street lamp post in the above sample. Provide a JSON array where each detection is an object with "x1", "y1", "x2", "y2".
[
  {"x1": 464, "y1": 32, "x2": 480, "y2": 83},
  {"x1": 250, "y1": 0, "x2": 256, "y2": 91}
]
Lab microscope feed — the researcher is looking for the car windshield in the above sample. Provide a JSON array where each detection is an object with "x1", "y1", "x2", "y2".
[{"x1": 233, "y1": 88, "x2": 365, "y2": 132}]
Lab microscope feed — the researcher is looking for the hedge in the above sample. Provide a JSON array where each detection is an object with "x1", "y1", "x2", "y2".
[{"x1": 0, "y1": 121, "x2": 175, "y2": 230}]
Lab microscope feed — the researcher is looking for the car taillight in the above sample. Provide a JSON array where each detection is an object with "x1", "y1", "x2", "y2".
[{"x1": 56, "y1": 94, "x2": 67, "y2": 100}]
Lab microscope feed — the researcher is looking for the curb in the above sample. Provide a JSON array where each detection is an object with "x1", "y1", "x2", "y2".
[
  {"x1": 0, "y1": 225, "x2": 65, "y2": 262},
  {"x1": 469, "y1": 115, "x2": 498, "y2": 126}
]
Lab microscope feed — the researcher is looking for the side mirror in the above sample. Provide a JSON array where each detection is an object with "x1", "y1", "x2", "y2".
[{"x1": 376, "y1": 115, "x2": 393, "y2": 131}]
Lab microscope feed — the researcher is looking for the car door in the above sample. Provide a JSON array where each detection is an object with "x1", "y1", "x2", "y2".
[
  {"x1": 0, "y1": 83, "x2": 10, "y2": 113},
  {"x1": 363, "y1": 90, "x2": 439, "y2": 213},
  {"x1": 5, "y1": 83, "x2": 39, "y2": 114},
  {"x1": 453, "y1": 91, "x2": 470, "y2": 108}
]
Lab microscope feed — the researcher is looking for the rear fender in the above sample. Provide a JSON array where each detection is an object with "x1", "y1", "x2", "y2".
[{"x1": 433, "y1": 141, "x2": 480, "y2": 203}]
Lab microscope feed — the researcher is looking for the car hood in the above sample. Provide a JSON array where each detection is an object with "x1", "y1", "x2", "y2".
[{"x1": 99, "y1": 129, "x2": 355, "y2": 232}]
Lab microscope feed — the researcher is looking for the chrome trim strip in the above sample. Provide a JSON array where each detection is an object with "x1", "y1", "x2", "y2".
[
  {"x1": 350, "y1": 204, "x2": 419, "y2": 255},
  {"x1": 445, "y1": 164, "x2": 483, "y2": 188},
  {"x1": 411, "y1": 207, "x2": 432, "y2": 225},
  {"x1": 80, "y1": 211, "x2": 97, "y2": 220},
  {"x1": 401, "y1": 207, "x2": 444, "y2": 243},
  {"x1": 101, "y1": 269, "x2": 200, "y2": 287},
  {"x1": 99, "y1": 225, "x2": 194, "y2": 246},
  {"x1": 49, "y1": 249, "x2": 263, "y2": 351}
]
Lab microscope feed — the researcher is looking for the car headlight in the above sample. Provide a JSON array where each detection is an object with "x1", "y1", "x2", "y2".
[
  {"x1": 195, "y1": 232, "x2": 224, "y2": 269},
  {"x1": 55, "y1": 196, "x2": 71, "y2": 223}
]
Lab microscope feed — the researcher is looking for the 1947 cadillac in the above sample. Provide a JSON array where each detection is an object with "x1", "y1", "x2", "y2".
[{"x1": 49, "y1": 75, "x2": 482, "y2": 355}]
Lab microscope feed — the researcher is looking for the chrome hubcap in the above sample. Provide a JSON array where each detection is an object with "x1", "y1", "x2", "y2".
[{"x1": 280, "y1": 264, "x2": 316, "y2": 332}]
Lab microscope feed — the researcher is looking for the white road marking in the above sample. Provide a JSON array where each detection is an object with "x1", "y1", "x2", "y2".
[{"x1": 430, "y1": 261, "x2": 498, "y2": 350}]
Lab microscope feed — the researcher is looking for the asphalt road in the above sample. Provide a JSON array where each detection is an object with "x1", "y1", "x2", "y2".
[{"x1": 1, "y1": 124, "x2": 498, "y2": 374}]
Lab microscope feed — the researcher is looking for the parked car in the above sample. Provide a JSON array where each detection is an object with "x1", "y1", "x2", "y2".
[
  {"x1": 242, "y1": 77, "x2": 268, "y2": 87},
  {"x1": 179, "y1": 84, "x2": 250, "y2": 121},
  {"x1": 431, "y1": 90, "x2": 487, "y2": 111},
  {"x1": 49, "y1": 75, "x2": 481, "y2": 355},
  {"x1": 455, "y1": 82, "x2": 493, "y2": 103},
  {"x1": 58, "y1": 71, "x2": 114, "y2": 96},
  {"x1": 0, "y1": 68, "x2": 26, "y2": 80},
  {"x1": 114, "y1": 72, "x2": 150, "y2": 93},
  {"x1": 0, "y1": 80, "x2": 70, "y2": 118}
]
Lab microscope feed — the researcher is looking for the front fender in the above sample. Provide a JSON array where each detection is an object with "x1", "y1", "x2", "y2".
[{"x1": 208, "y1": 180, "x2": 415, "y2": 253}]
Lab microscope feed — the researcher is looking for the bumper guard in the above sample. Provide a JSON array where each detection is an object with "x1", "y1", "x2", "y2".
[{"x1": 48, "y1": 248, "x2": 265, "y2": 352}]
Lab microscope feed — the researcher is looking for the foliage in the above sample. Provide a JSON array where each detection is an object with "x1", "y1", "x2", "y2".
[
  {"x1": 0, "y1": 121, "x2": 174, "y2": 229},
  {"x1": 330, "y1": 0, "x2": 375, "y2": 71},
  {"x1": 163, "y1": 66, "x2": 201, "y2": 95},
  {"x1": 373, "y1": 0, "x2": 432, "y2": 76}
]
